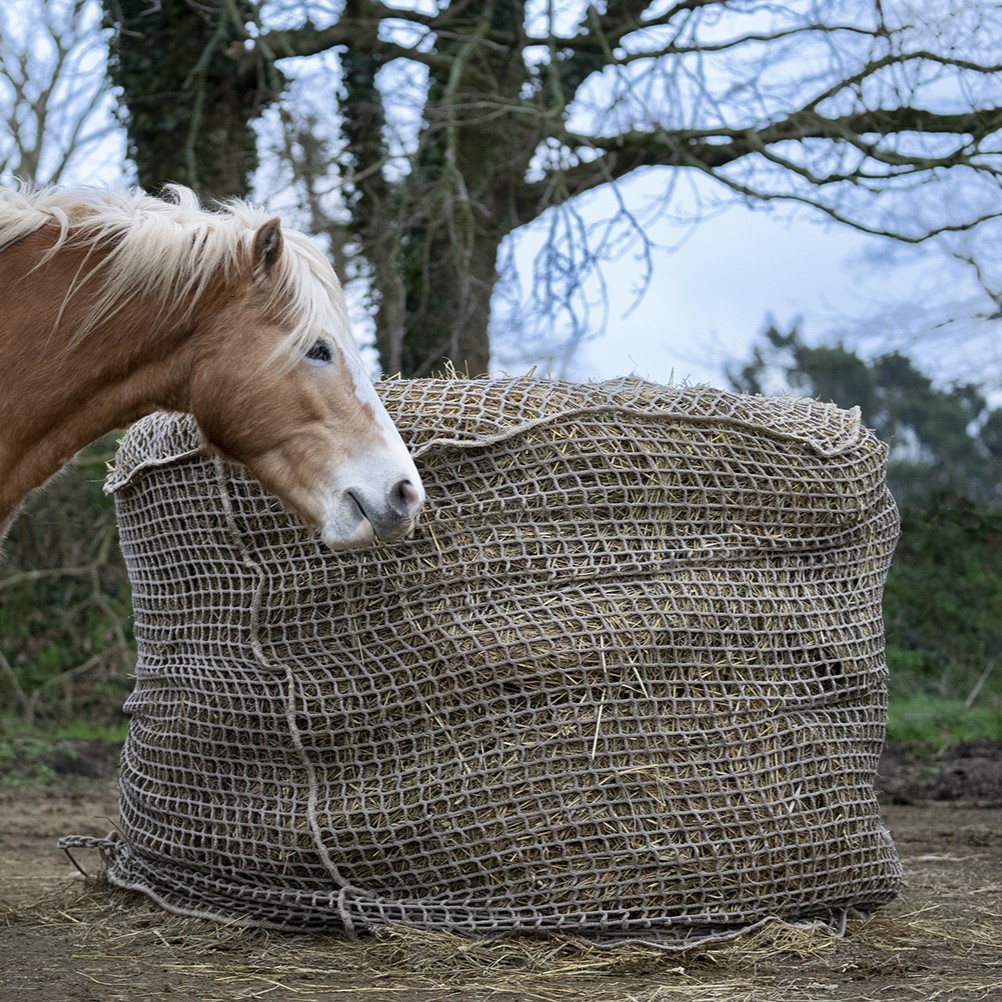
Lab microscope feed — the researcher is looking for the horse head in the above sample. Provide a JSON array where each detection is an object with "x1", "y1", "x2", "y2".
[{"x1": 188, "y1": 216, "x2": 425, "y2": 549}]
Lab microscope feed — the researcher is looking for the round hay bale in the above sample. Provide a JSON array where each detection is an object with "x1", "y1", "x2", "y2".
[{"x1": 97, "y1": 376, "x2": 901, "y2": 943}]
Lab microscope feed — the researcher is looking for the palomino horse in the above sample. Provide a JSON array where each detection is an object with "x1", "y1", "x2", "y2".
[{"x1": 0, "y1": 184, "x2": 424, "y2": 549}]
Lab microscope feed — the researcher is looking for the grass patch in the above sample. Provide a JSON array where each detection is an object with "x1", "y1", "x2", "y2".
[
  {"x1": 0, "y1": 720, "x2": 124, "y2": 789},
  {"x1": 51, "y1": 720, "x2": 129, "y2": 742},
  {"x1": 0, "y1": 735, "x2": 57, "y2": 788},
  {"x1": 886, "y1": 692, "x2": 1002, "y2": 750}
]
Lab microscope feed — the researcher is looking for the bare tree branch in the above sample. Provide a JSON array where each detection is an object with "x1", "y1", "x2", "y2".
[
  {"x1": 545, "y1": 102, "x2": 1001, "y2": 222},
  {"x1": 0, "y1": 0, "x2": 117, "y2": 185},
  {"x1": 99, "y1": 0, "x2": 1002, "y2": 375}
]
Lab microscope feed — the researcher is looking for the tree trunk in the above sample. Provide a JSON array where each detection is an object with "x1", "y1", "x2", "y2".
[
  {"x1": 103, "y1": 0, "x2": 279, "y2": 200},
  {"x1": 342, "y1": 0, "x2": 537, "y2": 377},
  {"x1": 397, "y1": 221, "x2": 501, "y2": 378}
]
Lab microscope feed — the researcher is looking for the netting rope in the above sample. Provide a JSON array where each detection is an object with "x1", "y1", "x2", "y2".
[{"x1": 63, "y1": 376, "x2": 902, "y2": 945}]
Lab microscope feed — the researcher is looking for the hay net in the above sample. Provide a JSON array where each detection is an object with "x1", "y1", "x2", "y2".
[{"x1": 87, "y1": 376, "x2": 902, "y2": 942}]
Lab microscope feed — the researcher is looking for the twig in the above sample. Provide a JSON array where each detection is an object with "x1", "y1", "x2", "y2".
[{"x1": 965, "y1": 663, "x2": 994, "y2": 709}]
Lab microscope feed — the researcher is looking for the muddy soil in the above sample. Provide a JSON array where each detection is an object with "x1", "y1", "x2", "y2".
[{"x1": 1, "y1": 740, "x2": 1000, "y2": 1002}]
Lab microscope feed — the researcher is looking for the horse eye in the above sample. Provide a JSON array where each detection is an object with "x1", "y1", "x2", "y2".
[{"x1": 305, "y1": 338, "x2": 334, "y2": 365}]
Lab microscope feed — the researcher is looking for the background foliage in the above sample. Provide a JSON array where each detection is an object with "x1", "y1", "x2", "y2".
[
  {"x1": 1, "y1": 438, "x2": 132, "y2": 733},
  {"x1": 0, "y1": 2, "x2": 999, "y2": 750}
]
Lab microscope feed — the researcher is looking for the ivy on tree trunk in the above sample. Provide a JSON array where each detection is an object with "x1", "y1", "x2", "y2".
[{"x1": 103, "y1": 0, "x2": 280, "y2": 200}]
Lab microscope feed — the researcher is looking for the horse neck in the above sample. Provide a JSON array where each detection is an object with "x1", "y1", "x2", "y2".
[{"x1": 0, "y1": 225, "x2": 208, "y2": 522}]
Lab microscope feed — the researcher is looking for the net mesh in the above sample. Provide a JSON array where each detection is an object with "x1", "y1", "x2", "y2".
[{"x1": 92, "y1": 376, "x2": 902, "y2": 942}]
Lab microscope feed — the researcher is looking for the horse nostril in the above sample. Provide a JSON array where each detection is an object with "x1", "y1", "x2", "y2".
[{"x1": 390, "y1": 478, "x2": 422, "y2": 518}]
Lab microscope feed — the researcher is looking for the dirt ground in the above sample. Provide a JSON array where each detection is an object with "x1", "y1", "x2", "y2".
[{"x1": 1, "y1": 739, "x2": 1000, "y2": 1002}]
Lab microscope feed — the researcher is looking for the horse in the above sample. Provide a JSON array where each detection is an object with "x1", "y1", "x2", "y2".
[{"x1": 0, "y1": 184, "x2": 424, "y2": 549}]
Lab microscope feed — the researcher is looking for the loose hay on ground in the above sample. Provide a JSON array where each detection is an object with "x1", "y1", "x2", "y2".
[{"x1": 6, "y1": 870, "x2": 1002, "y2": 1002}]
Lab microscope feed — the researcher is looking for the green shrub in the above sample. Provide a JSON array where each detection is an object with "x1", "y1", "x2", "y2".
[
  {"x1": 887, "y1": 693, "x2": 1002, "y2": 749},
  {"x1": 0, "y1": 436, "x2": 133, "y2": 729},
  {"x1": 882, "y1": 492, "x2": 1000, "y2": 745}
]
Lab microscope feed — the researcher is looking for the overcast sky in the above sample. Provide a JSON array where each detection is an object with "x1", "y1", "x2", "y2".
[
  {"x1": 493, "y1": 168, "x2": 992, "y2": 394},
  {"x1": 563, "y1": 200, "x2": 893, "y2": 389}
]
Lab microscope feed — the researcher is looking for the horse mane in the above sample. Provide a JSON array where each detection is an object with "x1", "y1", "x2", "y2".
[{"x1": 0, "y1": 183, "x2": 348, "y2": 354}]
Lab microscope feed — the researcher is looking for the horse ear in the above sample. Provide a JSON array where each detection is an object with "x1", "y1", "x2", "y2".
[{"x1": 252, "y1": 218, "x2": 283, "y2": 281}]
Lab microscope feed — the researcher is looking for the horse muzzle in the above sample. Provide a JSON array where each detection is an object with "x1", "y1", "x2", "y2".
[{"x1": 322, "y1": 475, "x2": 425, "y2": 551}]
